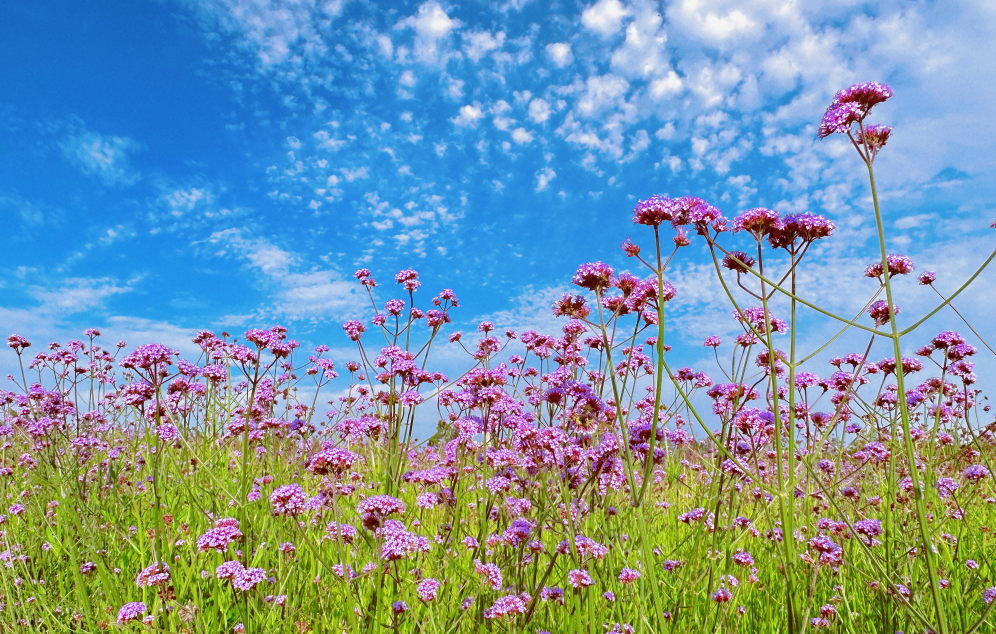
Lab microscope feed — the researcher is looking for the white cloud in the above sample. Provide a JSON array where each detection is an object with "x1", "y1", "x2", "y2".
[
  {"x1": 314, "y1": 129, "x2": 347, "y2": 150},
  {"x1": 650, "y1": 71, "x2": 684, "y2": 99},
  {"x1": 511, "y1": 128, "x2": 534, "y2": 144},
  {"x1": 463, "y1": 30, "x2": 505, "y2": 62},
  {"x1": 27, "y1": 277, "x2": 134, "y2": 314},
  {"x1": 59, "y1": 128, "x2": 141, "y2": 186},
  {"x1": 610, "y1": 5, "x2": 669, "y2": 79},
  {"x1": 377, "y1": 33, "x2": 394, "y2": 58},
  {"x1": 161, "y1": 186, "x2": 210, "y2": 217},
  {"x1": 545, "y1": 42, "x2": 573, "y2": 68},
  {"x1": 402, "y1": 1, "x2": 462, "y2": 64},
  {"x1": 208, "y1": 228, "x2": 364, "y2": 321},
  {"x1": 535, "y1": 166, "x2": 556, "y2": 191},
  {"x1": 446, "y1": 77, "x2": 465, "y2": 99},
  {"x1": 399, "y1": 70, "x2": 417, "y2": 86},
  {"x1": 576, "y1": 74, "x2": 630, "y2": 118},
  {"x1": 185, "y1": 0, "x2": 347, "y2": 69},
  {"x1": 581, "y1": 0, "x2": 632, "y2": 38},
  {"x1": 452, "y1": 103, "x2": 485, "y2": 127},
  {"x1": 528, "y1": 98, "x2": 552, "y2": 123},
  {"x1": 669, "y1": 0, "x2": 757, "y2": 44},
  {"x1": 340, "y1": 166, "x2": 369, "y2": 181},
  {"x1": 209, "y1": 228, "x2": 297, "y2": 276}
]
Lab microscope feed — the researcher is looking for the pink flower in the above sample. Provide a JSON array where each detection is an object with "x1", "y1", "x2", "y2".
[
  {"x1": 417, "y1": 578, "x2": 441, "y2": 602},
  {"x1": 116, "y1": 602, "x2": 147, "y2": 624},
  {"x1": 567, "y1": 568, "x2": 594, "y2": 589},
  {"x1": 483, "y1": 595, "x2": 527, "y2": 619}
]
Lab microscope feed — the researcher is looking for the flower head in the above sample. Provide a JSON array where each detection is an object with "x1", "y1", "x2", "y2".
[
  {"x1": 722, "y1": 251, "x2": 755, "y2": 273},
  {"x1": 868, "y1": 301, "x2": 899, "y2": 327},
  {"x1": 117, "y1": 602, "x2": 147, "y2": 624},
  {"x1": 818, "y1": 82, "x2": 894, "y2": 139},
  {"x1": 767, "y1": 213, "x2": 835, "y2": 249},
  {"x1": 858, "y1": 124, "x2": 893, "y2": 160},
  {"x1": 417, "y1": 578, "x2": 441, "y2": 601},
  {"x1": 632, "y1": 195, "x2": 676, "y2": 227},
  {"x1": 572, "y1": 262, "x2": 615, "y2": 293},
  {"x1": 270, "y1": 484, "x2": 308, "y2": 516},
  {"x1": 732, "y1": 208, "x2": 782, "y2": 239}
]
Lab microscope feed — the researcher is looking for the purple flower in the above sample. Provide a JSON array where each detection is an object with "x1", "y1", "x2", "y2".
[
  {"x1": 734, "y1": 307, "x2": 788, "y2": 335},
  {"x1": 768, "y1": 213, "x2": 835, "y2": 249},
  {"x1": 853, "y1": 519, "x2": 883, "y2": 538},
  {"x1": 270, "y1": 484, "x2": 308, "y2": 516},
  {"x1": 818, "y1": 82, "x2": 894, "y2": 138},
  {"x1": 6, "y1": 335, "x2": 31, "y2": 351},
  {"x1": 712, "y1": 587, "x2": 732, "y2": 603},
  {"x1": 342, "y1": 320, "x2": 366, "y2": 341},
  {"x1": 732, "y1": 208, "x2": 782, "y2": 239},
  {"x1": 120, "y1": 343, "x2": 177, "y2": 372},
  {"x1": 632, "y1": 195, "x2": 676, "y2": 227},
  {"x1": 818, "y1": 101, "x2": 865, "y2": 138},
  {"x1": 864, "y1": 254, "x2": 915, "y2": 279},
  {"x1": 217, "y1": 561, "x2": 267, "y2": 591},
  {"x1": 357, "y1": 495, "x2": 406, "y2": 517},
  {"x1": 117, "y1": 602, "x2": 147, "y2": 624},
  {"x1": 618, "y1": 568, "x2": 641, "y2": 584},
  {"x1": 722, "y1": 251, "x2": 755, "y2": 273},
  {"x1": 354, "y1": 268, "x2": 377, "y2": 288},
  {"x1": 136, "y1": 562, "x2": 171, "y2": 588},
  {"x1": 984, "y1": 587, "x2": 996, "y2": 604},
  {"x1": 197, "y1": 518, "x2": 243, "y2": 553},
  {"x1": 567, "y1": 568, "x2": 594, "y2": 588},
  {"x1": 936, "y1": 477, "x2": 959, "y2": 499},
  {"x1": 964, "y1": 465, "x2": 990, "y2": 482},
  {"x1": 834, "y1": 82, "x2": 895, "y2": 109},
  {"x1": 483, "y1": 595, "x2": 527, "y2": 619},
  {"x1": 399, "y1": 390, "x2": 423, "y2": 407},
  {"x1": 858, "y1": 124, "x2": 893, "y2": 159},
  {"x1": 704, "y1": 335, "x2": 722, "y2": 348},
  {"x1": 418, "y1": 578, "x2": 441, "y2": 601},
  {"x1": 306, "y1": 447, "x2": 356, "y2": 477},
  {"x1": 868, "y1": 301, "x2": 899, "y2": 327},
  {"x1": 572, "y1": 261, "x2": 615, "y2": 292},
  {"x1": 394, "y1": 269, "x2": 420, "y2": 292},
  {"x1": 474, "y1": 559, "x2": 503, "y2": 590}
]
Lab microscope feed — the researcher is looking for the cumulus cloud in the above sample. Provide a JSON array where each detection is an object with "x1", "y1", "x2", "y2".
[
  {"x1": 581, "y1": 0, "x2": 632, "y2": 38},
  {"x1": 463, "y1": 29, "x2": 505, "y2": 62},
  {"x1": 452, "y1": 103, "x2": 485, "y2": 127},
  {"x1": 535, "y1": 166, "x2": 556, "y2": 191},
  {"x1": 511, "y1": 127, "x2": 534, "y2": 144},
  {"x1": 545, "y1": 42, "x2": 574, "y2": 67},
  {"x1": 528, "y1": 98, "x2": 552, "y2": 123},
  {"x1": 402, "y1": 1, "x2": 462, "y2": 64},
  {"x1": 576, "y1": 74, "x2": 631, "y2": 118}
]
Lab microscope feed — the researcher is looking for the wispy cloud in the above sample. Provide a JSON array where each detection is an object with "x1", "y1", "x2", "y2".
[
  {"x1": 208, "y1": 228, "x2": 365, "y2": 322},
  {"x1": 58, "y1": 126, "x2": 141, "y2": 186}
]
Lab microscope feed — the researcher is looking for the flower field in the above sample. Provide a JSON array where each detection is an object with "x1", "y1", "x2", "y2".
[{"x1": 2, "y1": 84, "x2": 995, "y2": 634}]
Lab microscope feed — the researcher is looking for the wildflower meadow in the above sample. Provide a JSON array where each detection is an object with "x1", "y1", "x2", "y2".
[{"x1": 3, "y1": 83, "x2": 996, "y2": 634}]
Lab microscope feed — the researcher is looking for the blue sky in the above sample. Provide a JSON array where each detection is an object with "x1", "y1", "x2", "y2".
[{"x1": 3, "y1": 0, "x2": 996, "y2": 408}]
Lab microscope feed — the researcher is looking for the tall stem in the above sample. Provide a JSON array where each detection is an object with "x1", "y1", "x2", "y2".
[{"x1": 867, "y1": 161, "x2": 949, "y2": 634}]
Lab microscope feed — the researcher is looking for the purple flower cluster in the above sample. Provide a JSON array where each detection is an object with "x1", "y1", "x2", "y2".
[{"x1": 818, "y1": 82, "x2": 893, "y2": 138}]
